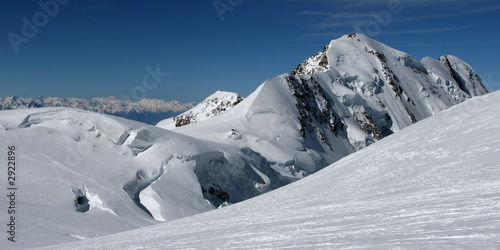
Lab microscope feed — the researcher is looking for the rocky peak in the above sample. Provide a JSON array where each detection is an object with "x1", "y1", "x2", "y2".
[
  {"x1": 291, "y1": 44, "x2": 330, "y2": 76},
  {"x1": 157, "y1": 91, "x2": 244, "y2": 129}
]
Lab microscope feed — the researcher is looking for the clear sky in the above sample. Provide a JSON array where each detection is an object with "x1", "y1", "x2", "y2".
[{"x1": 1, "y1": 0, "x2": 499, "y2": 102}]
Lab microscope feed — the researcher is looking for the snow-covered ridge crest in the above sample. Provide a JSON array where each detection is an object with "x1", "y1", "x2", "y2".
[{"x1": 157, "y1": 91, "x2": 243, "y2": 129}]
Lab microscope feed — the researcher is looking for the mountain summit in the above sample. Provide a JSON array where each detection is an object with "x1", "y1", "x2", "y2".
[{"x1": 159, "y1": 33, "x2": 487, "y2": 176}]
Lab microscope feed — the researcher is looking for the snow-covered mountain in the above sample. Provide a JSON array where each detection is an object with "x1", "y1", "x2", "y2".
[
  {"x1": 45, "y1": 89, "x2": 500, "y2": 250},
  {"x1": 157, "y1": 91, "x2": 243, "y2": 129},
  {"x1": 0, "y1": 33, "x2": 490, "y2": 249},
  {"x1": 0, "y1": 96, "x2": 195, "y2": 124},
  {"x1": 159, "y1": 33, "x2": 488, "y2": 178}
]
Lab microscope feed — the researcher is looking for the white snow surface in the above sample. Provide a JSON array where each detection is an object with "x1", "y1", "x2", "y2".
[{"x1": 44, "y1": 90, "x2": 500, "y2": 249}]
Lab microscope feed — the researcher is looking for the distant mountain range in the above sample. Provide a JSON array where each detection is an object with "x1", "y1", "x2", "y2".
[{"x1": 0, "y1": 96, "x2": 196, "y2": 124}]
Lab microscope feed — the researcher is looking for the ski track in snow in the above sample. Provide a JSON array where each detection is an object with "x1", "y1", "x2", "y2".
[{"x1": 42, "y1": 91, "x2": 500, "y2": 249}]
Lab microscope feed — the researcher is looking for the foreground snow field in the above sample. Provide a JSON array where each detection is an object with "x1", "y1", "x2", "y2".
[{"x1": 45, "y1": 91, "x2": 500, "y2": 249}]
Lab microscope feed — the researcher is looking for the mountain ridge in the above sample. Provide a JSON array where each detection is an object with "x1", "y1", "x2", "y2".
[{"x1": 160, "y1": 33, "x2": 488, "y2": 176}]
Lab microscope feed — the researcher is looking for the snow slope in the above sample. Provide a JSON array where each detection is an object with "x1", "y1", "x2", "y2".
[
  {"x1": 0, "y1": 96, "x2": 195, "y2": 124},
  {"x1": 160, "y1": 33, "x2": 488, "y2": 179},
  {"x1": 47, "y1": 90, "x2": 500, "y2": 249},
  {"x1": 0, "y1": 108, "x2": 285, "y2": 249}
]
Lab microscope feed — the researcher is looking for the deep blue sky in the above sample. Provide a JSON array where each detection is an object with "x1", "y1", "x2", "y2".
[{"x1": 1, "y1": 0, "x2": 499, "y2": 102}]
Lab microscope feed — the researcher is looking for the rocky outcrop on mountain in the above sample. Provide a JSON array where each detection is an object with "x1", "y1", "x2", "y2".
[
  {"x1": 291, "y1": 44, "x2": 330, "y2": 76},
  {"x1": 157, "y1": 91, "x2": 243, "y2": 129}
]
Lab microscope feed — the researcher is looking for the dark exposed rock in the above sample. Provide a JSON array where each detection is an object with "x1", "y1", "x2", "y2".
[
  {"x1": 441, "y1": 55, "x2": 470, "y2": 96},
  {"x1": 285, "y1": 75, "x2": 345, "y2": 149},
  {"x1": 366, "y1": 46, "x2": 418, "y2": 124},
  {"x1": 291, "y1": 45, "x2": 330, "y2": 76},
  {"x1": 173, "y1": 93, "x2": 243, "y2": 128}
]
